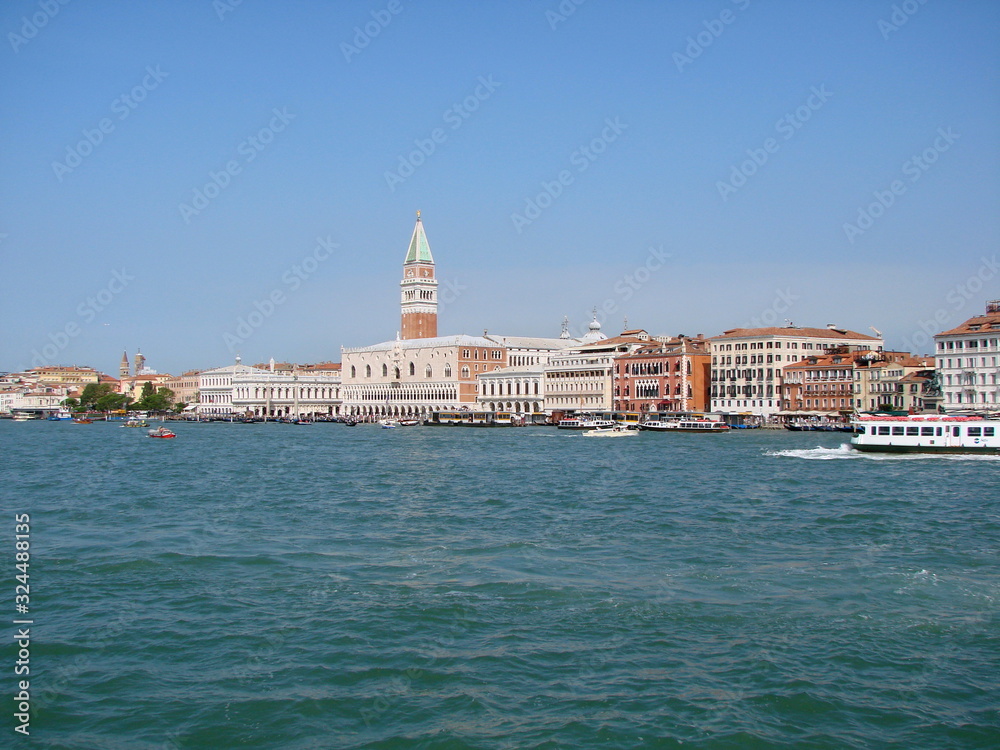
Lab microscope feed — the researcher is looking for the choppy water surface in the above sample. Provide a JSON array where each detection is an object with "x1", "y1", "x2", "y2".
[{"x1": 4, "y1": 420, "x2": 998, "y2": 749}]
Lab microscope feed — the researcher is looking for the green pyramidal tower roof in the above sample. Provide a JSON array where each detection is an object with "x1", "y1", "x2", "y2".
[{"x1": 404, "y1": 211, "x2": 434, "y2": 264}]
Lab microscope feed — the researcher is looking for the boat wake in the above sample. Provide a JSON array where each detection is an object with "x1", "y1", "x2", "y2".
[
  {"x1": 767, "y1": 444, "x2": 999, "y2": 461},
  {"x1": 766, "y1": 444, "x2": 858, "y2": 460}
]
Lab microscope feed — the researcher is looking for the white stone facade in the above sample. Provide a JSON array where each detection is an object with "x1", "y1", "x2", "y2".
[
  {"x1": 232, "y1": 369, "x2": 342, "y2": 418},
  {"x1": 935, "y1": 301, "x2": 1000, "y2": 412},
  {"x1": 543, "y1": 351, "x2": 616, "y2": 413},
  {"x1": 476, "y1": 365, "x2": 545, "y2": 414},
  {"x1": 197, "y1": 361, "x2": 268, "y2": 416}
]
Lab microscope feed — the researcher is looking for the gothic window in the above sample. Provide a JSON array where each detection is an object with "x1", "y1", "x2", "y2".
[
  {"x1": 425, "y1": 365, "x2": 432, "y2": 378},
  {"x1": 382, "y1": 364, "x2": 388, "y2": 377},
  {"x1": 444, "y1": 364, "x2": 452, "y2": 378},
  {"x1": 461, "y1": 366, "x2": 470, "y2": 379},
  {"x1": 409, "y1": 362, "x2": 415, "y2": 376},
  {"x1": 365, "y1": 365, "x2": 371, "y2": 378}
]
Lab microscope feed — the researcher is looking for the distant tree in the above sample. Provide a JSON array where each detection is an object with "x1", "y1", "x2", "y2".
[
  {"x1": 134, "y1": 384, "x2": 175, "y2": 412},
  {"x1": 61, "y1": 397, "x2": 80, "y2": 411},
  {"x1": 80, "y1": 383, "x2": 114, "y2": 409},
  {"x1": 94, "y1": 392, "x2": 131, "y2": 412},
  {"x1": 875, "y1": 402, "x2": 896, "y2": 412},
  {"x1": 148, "y1": 387, "x2": 175, "y2": 412}
]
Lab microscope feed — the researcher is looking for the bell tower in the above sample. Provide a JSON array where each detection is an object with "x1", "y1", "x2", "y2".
[{"x1": 400, "y1": 211, "x2": 438, "y2": 340}]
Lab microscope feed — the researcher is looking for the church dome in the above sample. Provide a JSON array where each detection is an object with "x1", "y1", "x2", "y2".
[{"x1": 582, "y1": 312, "x2": 607, "y2": 342}]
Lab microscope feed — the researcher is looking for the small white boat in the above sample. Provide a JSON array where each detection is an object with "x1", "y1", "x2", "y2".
[
  {"x1": 583, "y1": 425, "x2": 636, "y2": 437},
  {"x1": 397, "y1": 419, "x2": 420, "y2": 427},
  {"x1": 380, "y1": 419, "x2": 399, "y2": 429}
]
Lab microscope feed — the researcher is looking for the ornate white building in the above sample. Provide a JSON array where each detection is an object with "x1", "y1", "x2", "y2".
[
  {"x1": 342, "y1": 334, "x2": 507, "y2": 417},
  {"x1": 476, "y1": 365, "x2": 546, "y2": 414},
  {"x1": 197, "y1": 358, "x2": 268, "y2": 416},
  {"x1": 232, "y1": 360, "x2": 342, "y2": 418}
]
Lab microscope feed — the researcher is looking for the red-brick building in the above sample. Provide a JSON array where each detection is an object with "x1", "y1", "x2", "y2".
[{"x1": 613, "y1": 334, "x2": 711, "y2": 413}]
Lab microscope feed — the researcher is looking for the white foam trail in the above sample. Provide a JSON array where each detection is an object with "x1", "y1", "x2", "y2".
[
  {"x1": 766, "y1": 444, "x2": 1000, "y2": 461},
  {"x1": 766, "y1": 444, "x2": 857, "y2": 460}
]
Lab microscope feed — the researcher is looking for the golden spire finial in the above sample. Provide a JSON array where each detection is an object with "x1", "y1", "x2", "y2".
[{"x1": 416, "y1": 209, "x2": 421, "y2": 219}]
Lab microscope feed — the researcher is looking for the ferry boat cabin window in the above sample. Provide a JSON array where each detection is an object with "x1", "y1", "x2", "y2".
[
  {"x1": 878, "y1": 426, "x2": 891, "y2": 435},
  {"x1": 985, "y1": 427, "x2": 995, "y2": 437},
  {"x1": 892, "y1": 426, "x2": 905, "y2": 435},
  {"x1": 906, "y1": 426, "x2": 919, "y2": 436},
  {"x1": 921, "y1": 427, "x2": 935, "y2": 436},
  {"x1": 856, "y1": 425, "x2": 866, "y2": 434},
  {"x1": 968, "y1": 427, "x2": 982, "y2": 436},
  {"x1": 936, "y1": 427, "x2": 942, "y2": 436},
  {"x1": 953, "y1": 426, "x2": 960, "y2": 437}
]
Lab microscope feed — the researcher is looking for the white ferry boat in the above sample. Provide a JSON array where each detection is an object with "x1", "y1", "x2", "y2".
[
  {"x1": 639, "y1": 418, "x2": 730, "y2": 433},
  {"x1": 850, "y1": 415, "x2": 1000, "y2": 454},
  {"x1": 558, "y1": 417, "x2": 616, "y2": 430}
]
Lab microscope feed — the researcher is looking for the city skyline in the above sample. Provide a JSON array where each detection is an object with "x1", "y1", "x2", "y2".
[{"x1": 2, "y1": 1, "x2": 998, "y2": 377}]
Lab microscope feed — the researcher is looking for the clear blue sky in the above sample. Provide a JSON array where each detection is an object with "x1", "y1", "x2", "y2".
[{"x1": 2, "y1": 0, "x2": 998, "y2": 376}]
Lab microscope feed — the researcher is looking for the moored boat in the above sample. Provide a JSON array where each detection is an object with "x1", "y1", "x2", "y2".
[
  {"x1": 559, "y1": 417, "x2": 616, "y2": 430},
  {"x1": 147, "y1": 426, "x2": 176, "y2": 438},
  {"x1": 639, "y1": 418, "x2": 730, "y2": 433},
  {"x1": 850, "y1": 415, "x2": 999, "y2": 454}
]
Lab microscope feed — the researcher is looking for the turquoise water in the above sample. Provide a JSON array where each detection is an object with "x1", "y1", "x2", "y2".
[{"x1": 4, "y1": 420, "x2": 999, "y2": 749}]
